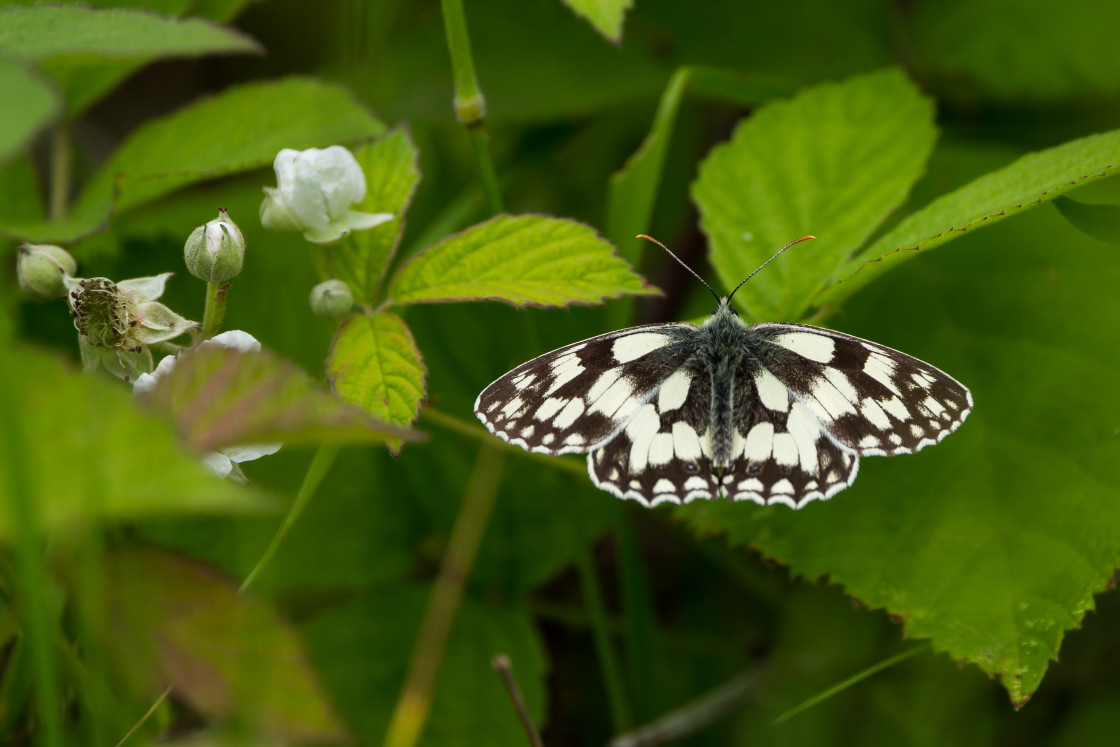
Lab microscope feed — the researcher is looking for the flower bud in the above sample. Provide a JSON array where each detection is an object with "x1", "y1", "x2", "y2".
[
  {"x1": 309, "y1": 279, "x2": 354, "y2": 319},
  {"x1": 184, "y1": 209, "x2": 245, "y2": 283},
  {"x1": 17, "y1": 243, "x2": 77, "y2": 301}
]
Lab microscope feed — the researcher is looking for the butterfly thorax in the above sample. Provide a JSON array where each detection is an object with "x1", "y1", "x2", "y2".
[{"x1": 699, "y1": 299, "x2": 751, "y2": 469}]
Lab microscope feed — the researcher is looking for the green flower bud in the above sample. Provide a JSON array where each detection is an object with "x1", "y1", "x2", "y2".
[
  {"x1": 184, "y1": 209, "x2": 245, "y2": 283},
  {"x1": 309, "y1": 279, "x2": 354, "y2": 319},
  {"x1": 17, "y1": 243, "x2": 77, "y2": 301}
]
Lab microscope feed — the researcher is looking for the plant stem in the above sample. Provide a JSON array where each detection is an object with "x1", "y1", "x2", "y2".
[
  {"x1": 201, "y1": 282, "x2": 227, "y2": 339},
  {"x1": 771, "y1": 644, "x2": 930, "y2": 725},
  {"x1": 49, "y1": 122, "x2": 71, "y2": 222},
  {"x1": 440, "y1": 0, "x2": 504, "y2": 215},
  {"x1": 240, "y1": 445, "x2": 340, "y2": 593},
  {"x1": 492, "y1": 654, "x2": 545, "y2": 747},
  {"x1": 609, "y1": 669, "x2": 761, "y2": 747},
  {"x1": 420, "y1": 407, "x2": 586, "y2": 478},
  {"x1": 572, "y1": 500, "x2": 632, "y2": 732},
  {"x1": 0, "y1": 342, "x2": 62, "y2": 747},
  {"x1": 383, "y1": 444, "x2": 508, "y2": 747}
]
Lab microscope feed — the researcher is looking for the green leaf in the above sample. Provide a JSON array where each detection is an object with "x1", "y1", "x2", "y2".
[
  {"x1": 817, "y1": 128, "x2": 1120, "y2": 308},
  {"x1": 1052, "y1": 196, "x2": 1120, "y2": 245},
  {"x1": 3, "y1": 78, "x2": 384, "y2": 243},
  {"x1": 0, "y1": 346, "x2": 269, "y2": 540},
  {"x1": 140, "y1": 344, "x2": 419, "y2": 453},
  {"x1": 302, "y1": 585, "x2": 547, "y2": 746},
  {"x1": 561, "y1": 0, "x2": 633, "y2": 43},
  {"x1": 0, "y1": 61, "x2": 58, "y2": 167},
  {"x1": 606, "y1": 65, "x2": 794, "y2": 259},
  {"x1": 678, "y1": 205, "x2": 1120, "y2": 705},
  {"x1": 909, "y1": 0, "x2": 1120, "y2": 101},
  {"x1": 692, "y1": 68, "x2": 936, "y2": 321},
  {"x1": 330, "y1": 127, "x2": 422, "y2": 302},
  {"x1": 327, "y1": 312, "x2": 426, "y2": 456},
  {"x1": 101, "y1": 547, "x2": 345, "y2": 743},
  {"x1": 0, "y1": 5, "x2": 262, "y2": 61},
  {"x1": 389, "y1": 214, "x2": 658, "y2": 307}
]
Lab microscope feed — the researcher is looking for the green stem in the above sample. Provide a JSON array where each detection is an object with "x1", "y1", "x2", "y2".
[
  {"x1": 440, "y1": 0, "x2": 504, "y2": 215},
  {"x1": 383, "y1": 445, "x2": 508, "y2": 747},
  {"x1": 468, "y1": 127, "x2": 504, "y2": 216},
  {"x1": 49, "y1": 122, "x2": 71, "y2": 222},
  {"x1": 572, "y1": 501, "x2": 632, "y2": 732},
  {"x1": 771, "y1": 644, "x2": 930, "y2": 725},
  {"x1": 0, "y1": 339, "x2": 62, "y2": 747},
  {"x1": 240, "y1": 445, "x2": 340, "y2": 593},
  {"x1": 201, "y1": 282, "x2": 227, "y2": 340},
  {"x1": 421, "y1": 407, "x2": 585, "y2": 478}
]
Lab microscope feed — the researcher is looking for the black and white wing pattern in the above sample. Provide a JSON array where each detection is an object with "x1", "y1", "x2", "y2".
[
  {"x1": 475, "y1": 323, "x2": 701, "y2": 456},
  {"x1": 475, "y1": 302, "x2": 972, "y2": 509},
  {"x1": 716, "y1": 322, "x2": 972, "y2": 507}
]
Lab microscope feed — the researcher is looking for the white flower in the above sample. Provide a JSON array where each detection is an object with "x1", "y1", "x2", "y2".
[
  {"x1": 134, "y1": 330, "x2": 282, "y2": 478},
  {"x1": 259, "y1": 146, "x2": 393, "y2": 244}
]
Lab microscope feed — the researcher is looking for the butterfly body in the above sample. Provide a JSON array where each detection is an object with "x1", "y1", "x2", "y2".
[{"x1": 476, "y1": 297, "x2": 971, "y2": 509}]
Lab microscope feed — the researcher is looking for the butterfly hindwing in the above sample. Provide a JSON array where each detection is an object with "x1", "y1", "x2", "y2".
[
  {"x1": 744, "y1": 322, "x2": 973, "y2": 456},
  {"x1": 588, "y1": 358, "x2": 718, "y2": 505},
  {"x1": 475, "y1": 323, "x2": 700, "y2": 455}
]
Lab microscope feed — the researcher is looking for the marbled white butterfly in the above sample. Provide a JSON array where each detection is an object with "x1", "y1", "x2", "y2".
[{"x1": 475, "y1": 236, "x2": 972, "y2": 508}]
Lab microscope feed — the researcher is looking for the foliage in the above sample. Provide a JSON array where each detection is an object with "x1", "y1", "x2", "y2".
[{"x1": 3, "y1": 0, "x2": 1120, "y2": 745}]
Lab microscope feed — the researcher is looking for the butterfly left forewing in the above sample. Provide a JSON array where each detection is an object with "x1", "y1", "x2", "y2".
[
  {"x1": 475, "y1": 323, "x2": 699, "y2": 455},
  {"x1": 744, "y1": 322, "x2": 973, "y2": 456}
]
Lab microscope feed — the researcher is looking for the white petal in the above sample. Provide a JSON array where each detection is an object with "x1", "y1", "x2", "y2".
[
  {"x1": 117, "y1": 272, "x2": 174, "y2": 302},
  {"x1": 201, "y1": 452, "x2": 234, "y2": 478},
  {"x1": 132, "y1": 354, "x2": 178, "y2": 393},
  {"x1": 222, "y1": 442, "x2": 282, "y2": 463},
  {"x1": 284, "y1": 151, "x2": 332, "y2": 231},
  {"x1": 301, "y1": 211, "x2": 393, "y2": 245},
  {"x1": 313, "y1": 146, "x2": 367, "y2": 220},
  {"x1": 340, "y1": 210, "x2": 393, "y2": 231},
  {"x1": 272, "y1": 149, "x2": 300, "y2": 189},
  {"x1": 203, "y1": 330, "x2": 261, "y2": 353}
]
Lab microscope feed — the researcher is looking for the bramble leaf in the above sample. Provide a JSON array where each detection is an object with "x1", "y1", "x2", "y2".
[
  {"x1": 389, "y1": 214, "x2": 658, "y2": 307},
  {"x1": 3, "y1": 78, "x2": 384, "y2": 242},
  {"x1": 692, "y1": 68, "x2": 936, "y2": 322},
  {"x1": 1051, "y1": 196, "x2": 1120, "y2": 245},
  {"x1": 0, "y1": 61, "x2": 58, "y2": 167},
  {"x1": 0, "y1": 346, "x2": 269, "y2": 539},
  {"x1": 606, "y1": 65, "x2": 793, "y2": 260},
  {"x1": 0, "y1": 5, "x2": 261, "y2": 62},
  {"x1": 330, "y1": 127, "x2": 421, "y2": 302},
  {"x1": 102, "y1": 547, "x2": 345, "y2": 743},
  {"x1": 140, "y1": 344, "x2": 418, "y2": 452},
  {"x1": 561, "y1": 0, "x2": 633, "y2": 43},
  {"x1": 327, "y1": 312, "x2": 427, "y2": 455},
  {"x1": 679, "y1": 206, "x2": 1120, "y2": 705},
  {"x1": 818, "y1": 128, "x2": 1120, "y2": 307}
]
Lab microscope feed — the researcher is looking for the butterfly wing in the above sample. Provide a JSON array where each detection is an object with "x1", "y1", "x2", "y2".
[
  {"x1": 475, "y1": 323, "x2": 701, "y2": 455},
  {"x1": 587, "y1": 361, "x2": 719, "y2": 506},
  {"x1": 744, "y1": 322, "x2": 973, "y2": 456}
]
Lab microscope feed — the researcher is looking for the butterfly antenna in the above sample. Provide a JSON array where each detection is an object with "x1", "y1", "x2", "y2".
[
  {"x1": 727, "y1": 234, "x2": 816, "y2": 303},
  {"x1": 636, "y1": 234, "x2": 720, "y2": 304}
]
